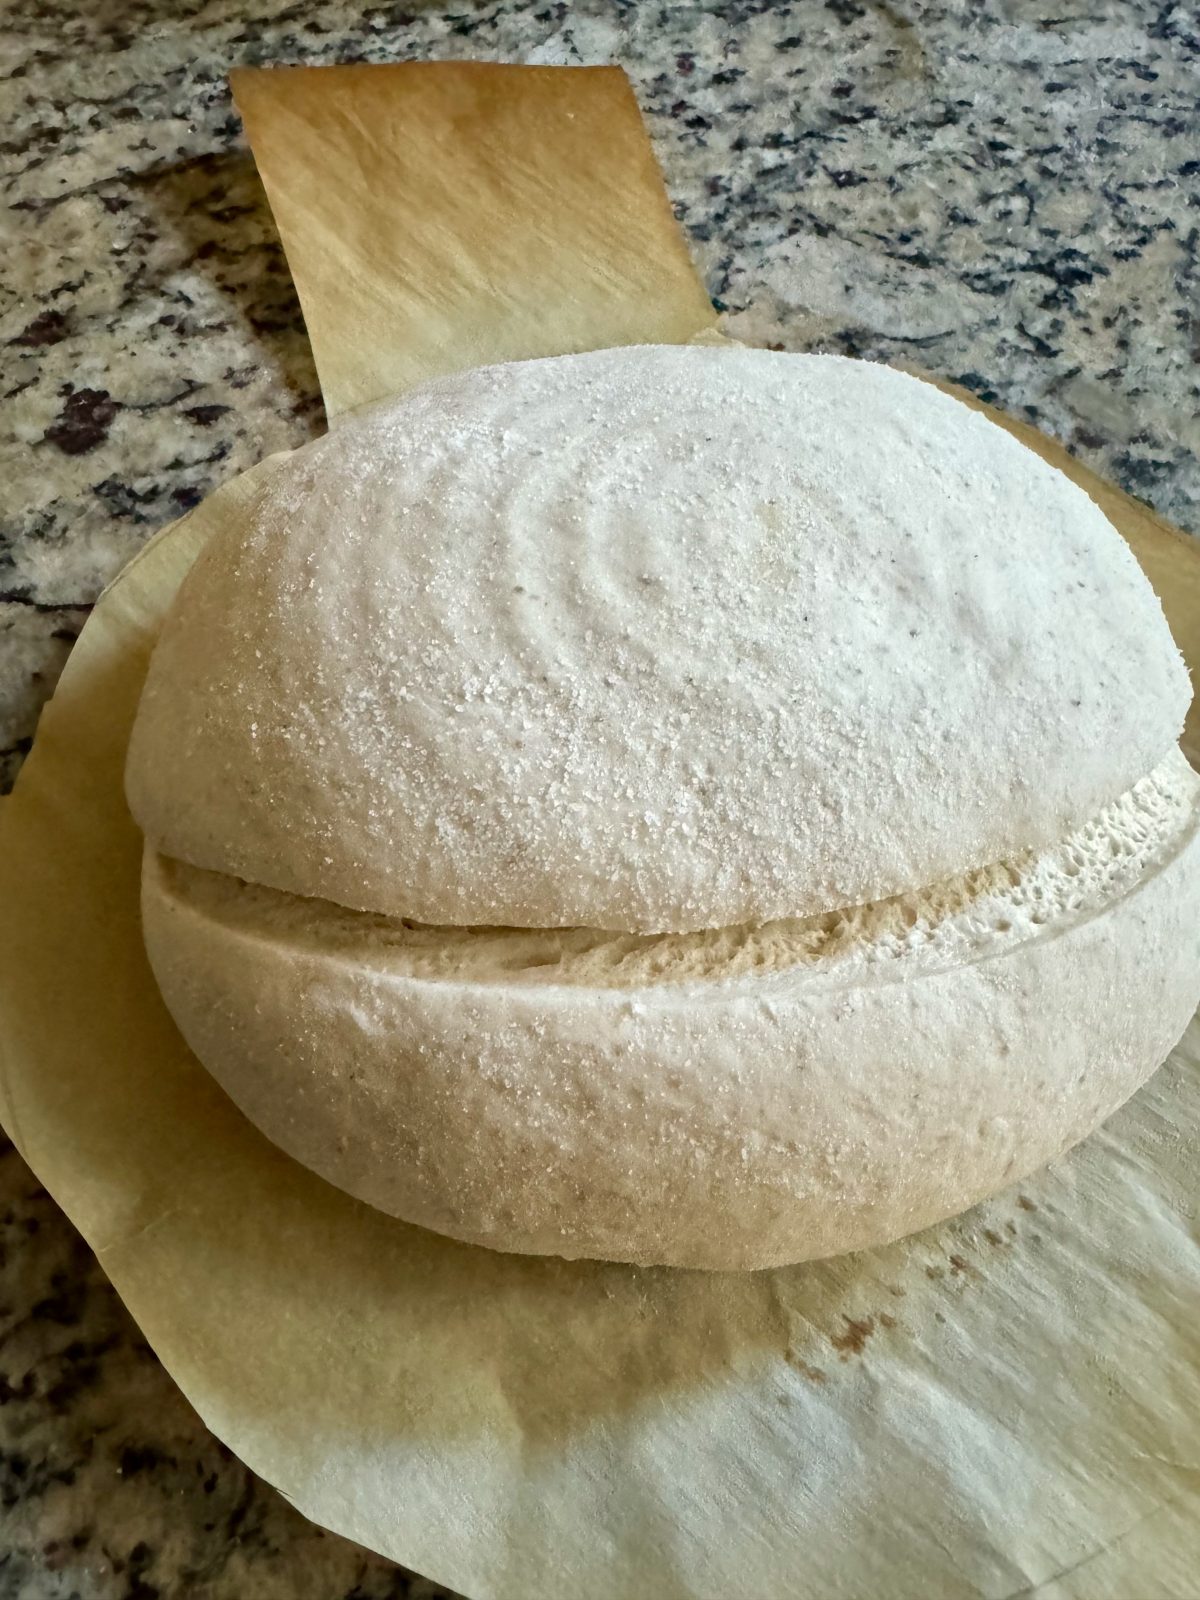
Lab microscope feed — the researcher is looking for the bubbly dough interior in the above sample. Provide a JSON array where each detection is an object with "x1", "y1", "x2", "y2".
[{"x1": 150, "y1": 750, "x2": 1198, "y2": 992}]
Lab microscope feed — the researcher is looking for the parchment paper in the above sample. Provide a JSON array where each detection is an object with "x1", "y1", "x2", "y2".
[
  {"x1": 229, "y1": 63, "x2": 718, "y2": 418},
  {"x1": 2, "y1": 63, "x2": 1199, "y2": 1600}
]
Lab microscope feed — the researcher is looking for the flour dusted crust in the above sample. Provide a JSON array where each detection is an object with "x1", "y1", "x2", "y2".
[
  {"x1": 126, "y1": 345, "x2": 1200, "y2": 1270},
  {"x1": 126, "y1": 347, "x2": 1190, "y2": 934}
]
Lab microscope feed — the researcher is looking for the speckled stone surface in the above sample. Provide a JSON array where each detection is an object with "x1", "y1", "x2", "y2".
[{"x1": 1, "y1": 1, "x2": 1197, "y2": 1594}]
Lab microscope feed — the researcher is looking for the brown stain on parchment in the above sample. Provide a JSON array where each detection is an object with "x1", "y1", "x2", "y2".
[
  {"x1": 831, "y1": 1315, "x2": 875, "y2": 1357},
  {"x1": 785, "y1": 1353, "x2": 827, "y2": 1384},
  {"x1": 828, "y1": 1308, "x2": 901, "y2": 1359}
]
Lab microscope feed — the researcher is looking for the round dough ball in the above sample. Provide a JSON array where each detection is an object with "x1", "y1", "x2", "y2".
[{"x1": 126, "y1": 346, "x2": 1200, "y2": 1269}]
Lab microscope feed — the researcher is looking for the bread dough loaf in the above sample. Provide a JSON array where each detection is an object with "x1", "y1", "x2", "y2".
[{"x1": 126, "y1": 346, "x2": 1200, "y2": 1269}]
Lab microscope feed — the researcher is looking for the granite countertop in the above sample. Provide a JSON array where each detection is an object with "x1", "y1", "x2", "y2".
[{"x1": 1, "y1": 1, "x2": 1197, "y2": 1594}]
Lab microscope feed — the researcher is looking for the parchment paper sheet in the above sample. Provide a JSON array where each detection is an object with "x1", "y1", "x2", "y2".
[
  {"x1": 229, "y1": 63, "x2": 718, "y2": 418},
  {"x1": 2, "y1": 63, "x2": 1199, "y2": 1600}
]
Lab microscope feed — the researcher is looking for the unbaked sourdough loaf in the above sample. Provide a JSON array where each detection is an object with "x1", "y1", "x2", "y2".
[{"x1": 126, "y1": 346, "x2": 1200, "y2": 1271}]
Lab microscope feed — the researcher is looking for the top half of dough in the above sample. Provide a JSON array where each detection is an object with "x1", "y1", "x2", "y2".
[{"x1": 126, "y1": 345, "x2": 1190, "y2": 933}]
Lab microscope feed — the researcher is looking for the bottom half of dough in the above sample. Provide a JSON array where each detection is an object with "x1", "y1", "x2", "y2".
[{"x1": 139, "y1": 752, "x2": 1200, "y2": 1270}]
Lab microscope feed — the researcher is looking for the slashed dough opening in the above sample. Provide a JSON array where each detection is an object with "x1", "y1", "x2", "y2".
[{"x1": 149, "y1": 749, "x2": 1198, "y2": 993}]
